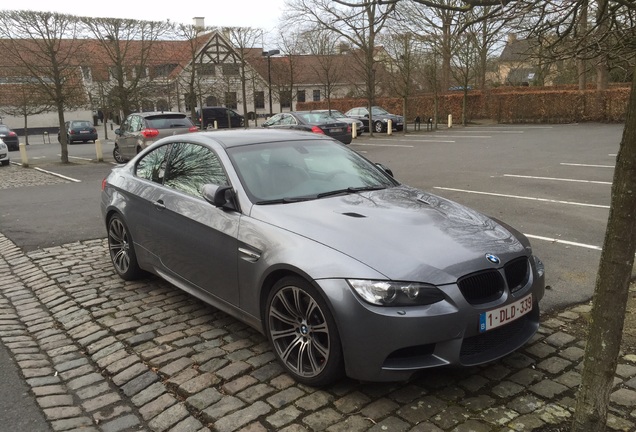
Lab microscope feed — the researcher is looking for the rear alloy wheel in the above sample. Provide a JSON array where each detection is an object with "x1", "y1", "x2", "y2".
[
  {"x1": 266, "y1": 277, "x2": 343, "y2": 386},
  {"x1": 107, "y1": 214, "x2": 143, "y2": 280},
  {"x1": 113, "y1": 146, "x2": 126, "y2": 163},
  {"x1": 374, "y1": 121, "x2": 384, "y2": 133}
]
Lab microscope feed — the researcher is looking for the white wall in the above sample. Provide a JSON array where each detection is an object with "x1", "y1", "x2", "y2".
[{"x1": 1, "y1": 109, "x2": 94, "y2": 130}]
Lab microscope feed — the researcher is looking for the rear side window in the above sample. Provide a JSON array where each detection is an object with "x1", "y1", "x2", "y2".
[{"x1": 136, "y1": 144, "x2": 170, "y2": 183}]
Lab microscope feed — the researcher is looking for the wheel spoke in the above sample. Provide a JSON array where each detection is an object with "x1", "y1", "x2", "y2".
[
  {"x1": 280, "y1": 335, "x2": 304, "y2": 368},
  {"x1": 277, "y1": 289, "x2": 302, "y2": 321},
  {"x1": 270, "y1": 327, "x2": 297, "y2": 342},
  {"x1": 270, "y1": 307, "x2": 299, "y2": 327}
]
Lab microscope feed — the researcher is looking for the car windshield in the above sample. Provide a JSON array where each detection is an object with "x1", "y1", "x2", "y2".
[
  {"x1": 71, "y1": 121, "x2": 92, "y2": 128},
  {"x1": 320, "y1": 110, "x2": 344, "y2": 118},
  {"x1": 0, "y1": 126, "x2": 9, "y2": 133},
  {"x1": 227, "y1": 139, "x2": 397, "y2": 203},
  {"x1": 371, "y1": 107, "x2": 390, "y2": 115}
]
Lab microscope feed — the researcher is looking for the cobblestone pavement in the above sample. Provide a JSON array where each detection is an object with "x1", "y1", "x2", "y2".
[
  {"x1": 1, "y1": 164, "x2": 636, "y2": 432},
  {"x1": 1, "y1": 233, "x2": 635, "y2": 432},
  {"x1": 0, "y1": 163, "x2": 70, "y2": 189}
]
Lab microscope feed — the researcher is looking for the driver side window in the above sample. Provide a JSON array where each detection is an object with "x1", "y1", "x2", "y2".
[{"x1": 164, "y1": 143, "x2": 228, "y2": 197}]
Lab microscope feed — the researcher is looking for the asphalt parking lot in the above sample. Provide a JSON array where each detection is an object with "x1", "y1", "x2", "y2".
[{"x1": 0, "y1": 122, "x2": 634, "y2": 431}]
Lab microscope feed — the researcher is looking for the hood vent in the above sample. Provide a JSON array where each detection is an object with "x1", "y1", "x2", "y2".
[{"x1": 341, "y1": 212, "x2": 366, "y2": 218}]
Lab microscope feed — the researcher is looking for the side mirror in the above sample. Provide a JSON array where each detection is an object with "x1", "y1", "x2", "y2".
[
  {"x1": 202, "y1": 184, "x2": 237, "y2": 210},
  {"x1": 364, "y1": 114, "x2": 369, "y2": 118},
  {"x1": 376, "y1": 163, "x2": 394, "y2": 178},
  {"x1": 114, "y1": 128, "x2": 121, "y2": 135}
]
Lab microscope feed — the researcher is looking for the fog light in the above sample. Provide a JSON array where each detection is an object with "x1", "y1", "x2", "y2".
[{"x1": 533, "y1": 256, "x2": 545, "y2": 278}]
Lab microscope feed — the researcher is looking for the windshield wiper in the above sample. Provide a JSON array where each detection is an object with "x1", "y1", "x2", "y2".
[
  {"x1": 316, "y1": 185, "x2": 386, "y2": 198},
  {"x1": 255, "y1": 196, "x2": 317, "y2": 205}
]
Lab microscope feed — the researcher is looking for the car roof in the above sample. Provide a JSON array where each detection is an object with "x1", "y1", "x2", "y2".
[
  {"x1": 136, "y1": 111, "x2": 187, "y2": 118},
  {"x1": 188, "y1": 129, "x2": 332, "y2": 149}
]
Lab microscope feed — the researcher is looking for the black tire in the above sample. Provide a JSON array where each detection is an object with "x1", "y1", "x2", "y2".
[
  {"x1": 113, "y1": 146, "x2": 126, "y2": 163},
  {"x1": 266, "y1": 276, "x2": 343, "y2": 386},
  {"x1": 374, "y1": 121, "x2": 384, "y2": 133},
  {"x1": 1, "y1": 160, "x2": 9, "y2": 166},
  {"x1": 107, "y1": 214, "x2": 144, "y2": 281}
]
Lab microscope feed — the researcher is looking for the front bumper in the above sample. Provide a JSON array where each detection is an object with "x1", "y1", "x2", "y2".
[{"x1": 317, "y1": 258, "x2": 545, "y2": 382}]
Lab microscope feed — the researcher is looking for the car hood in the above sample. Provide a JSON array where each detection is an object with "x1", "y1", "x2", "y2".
[{"x1": 249, "y1": 185, "x2": 527, "y2": 284}]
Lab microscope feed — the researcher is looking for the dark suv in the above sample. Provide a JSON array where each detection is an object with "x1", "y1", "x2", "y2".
[
  {"x1": 113, "y1": 112, "x2": 197, "y2": 163},
  {"x1": 198, "y1": 107, "x2": 245, "y2": 129},
  {"x1": 344, "y1": 106, "x2": 404, "y2": 133}
]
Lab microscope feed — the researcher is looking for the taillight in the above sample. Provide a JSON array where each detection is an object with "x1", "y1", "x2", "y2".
[
  {"x1": 188, "y1": 126, "x2": 198, "y2": 132},
  {"x1": 347, "y1": 125, "x2": 351, "y2": 133},
  {"x1": 91, "y1": 128, "x2": 96, "y2": 133},
  {"x1": 311, "y1": 126, "x2": 325, "y2": 134},
  {"x1": 69, "y1": 130, "x2": 75, "y2": 135},
  {"x1": 141, "y1": 128, "x2": 159, "y2": 138},
  {"x1": 9, "y1": 132, "x2": 16, "y2": 137},
  {"x1": 101, "y1": 178, "x2": 107, "y2": 191}
]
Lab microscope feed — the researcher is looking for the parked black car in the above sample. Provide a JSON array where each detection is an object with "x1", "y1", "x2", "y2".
[
  {"x1": 310, "y1": 109, "x2": 364, "y2": 135},
  {"x1": 344, "y1": 106, "x2": 404, "y2": 133},
  {"x1": 262, "y1": 111, "x2": 352, "y2": 144},
  {"x1": 0, "y1": 125, "x2": 19, "y2": 151},
  {"x1": 198, "y1": 107, "x2": 245, "y2": 129},
  {"x1": 58, "y1": 120, "x2": 98, "y2": 144}
]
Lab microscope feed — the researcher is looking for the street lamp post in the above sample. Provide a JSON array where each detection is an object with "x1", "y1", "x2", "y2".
[{"x1": 262, "y1": 49, "x2": 280, "y2": 117}]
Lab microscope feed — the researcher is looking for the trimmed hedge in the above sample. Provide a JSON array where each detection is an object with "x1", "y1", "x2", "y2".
[{"x1": 297, "y1": 86, "x2": 631, "y2": 124}]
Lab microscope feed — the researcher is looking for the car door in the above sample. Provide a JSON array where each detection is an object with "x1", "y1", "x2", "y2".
[
  {"x1": 146, "y1": 141, "x2": 240, "y2": 305},
  {"x1": 117, "y1": 115, "x2": 134, "y2": 158}
]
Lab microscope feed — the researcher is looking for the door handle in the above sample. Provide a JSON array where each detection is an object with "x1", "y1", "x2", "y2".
[{"x1": 153, "y1": 200, "x2": 166, "y2": 210}]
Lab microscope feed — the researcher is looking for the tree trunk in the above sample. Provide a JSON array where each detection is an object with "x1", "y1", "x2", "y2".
[
  {"x1": 571, "y1": 64, "x2": 636, "y2": 432},
  {"x1": 22, "y1": 114, "x2": 29, "y2": 145},
  {"x1": 57, "y1": 103, "x2": 68, "y2": 163}
]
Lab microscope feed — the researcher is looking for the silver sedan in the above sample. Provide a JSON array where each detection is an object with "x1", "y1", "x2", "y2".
[{"x1": 101, "y1": 129, "x2": 545, "y2": 386}]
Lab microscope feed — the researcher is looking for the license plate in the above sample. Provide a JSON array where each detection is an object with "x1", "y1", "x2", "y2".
[
  {"x1": 479, "y1": 294, "x2": 532, "y2": 332},
  {"x1": 80, "y1": 130, "x2": 89, "y2": 133},
  {"x1": 331, "y1": 128, "x2": 343, "y2": 133}
]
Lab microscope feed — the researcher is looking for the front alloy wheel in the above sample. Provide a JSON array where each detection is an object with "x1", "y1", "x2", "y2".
[
  {"x1": 107, "y1": 215, "x2": 143, "y2": 280},
  {"x1": 266, "y1": 277, "x2": 343, "y2": 386},
  {"x1": 374, "y1": 121, "x2": 384, "y2": 133}
]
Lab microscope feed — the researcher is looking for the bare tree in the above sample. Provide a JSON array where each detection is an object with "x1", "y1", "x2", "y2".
[
  {"x1": 225, "y1": 27, "x2": 264, "y2": 118},
  {"x1": 0, "y1": 10, "x2": 85, "y2": 163},
  {"x1": 0, "y1": 80, "x2": 53, "y2": 145},
  {"x1": 284, "y1": 0, "x2": 395, "y2": 135},
  {"x1": 82, "y1": 17, "x2": 171, "y2": 121}
]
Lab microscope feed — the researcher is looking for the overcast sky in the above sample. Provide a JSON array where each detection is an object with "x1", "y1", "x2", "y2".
[{"x1": 12, "y1": 0, "x2": 286, "y2": 32}]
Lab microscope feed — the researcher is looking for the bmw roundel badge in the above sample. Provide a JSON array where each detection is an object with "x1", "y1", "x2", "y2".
[{"x1": 485, "y1": 253, "x2": 500, "y2": 264}]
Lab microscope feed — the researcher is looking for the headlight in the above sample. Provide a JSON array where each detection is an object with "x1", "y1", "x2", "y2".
[
  {"x1": 347, "y1": 280, "x2": 445, "y2": 306},
  {"x1": 533, "y1": 255, "x2": 545, "y2": 278}
]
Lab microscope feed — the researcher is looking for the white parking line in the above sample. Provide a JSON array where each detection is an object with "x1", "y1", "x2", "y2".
[
  {"x1": 33, "y1": 167, "x2": 81, "y2": 183},
  {"x1": 353, "y1": 143, "x2": 415, "y2": 147},
  {"x1": 503, "y1": 174, "x2": 612, "y2": 185},
  {"x1": 560, "y1": 163, "x2": 615, "y2": 168},
  {"x1": 433, "y1": 187, "x2": 610, "y2": 209},
  {"x1": 524, "y1": 234, "x2": 601, "y2": 251}
]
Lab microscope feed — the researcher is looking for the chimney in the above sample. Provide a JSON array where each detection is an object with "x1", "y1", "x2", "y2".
[{"x1": 193, "y1": 17, "x2": 205, "y2": 28}]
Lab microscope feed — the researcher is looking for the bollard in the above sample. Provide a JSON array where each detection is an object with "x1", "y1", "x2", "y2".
[
  {"x1": 19, "y1": 142, "x2": 29, "y2": 167},
  {"x1": 352, "y1": 122, "x2": 357, "y2": 139},
  {"x1": 387, "y1": 119, "x2": 393, "y2": 135},
  {"x1": 95, "y1": 139, "x2": 104, "y2": 162},
  {"x1": 214, "y1": 120, "x2": 218, "y2": 129},
  {"x1": 448, "y1": 114, "x2": 453, "y2": 128}
]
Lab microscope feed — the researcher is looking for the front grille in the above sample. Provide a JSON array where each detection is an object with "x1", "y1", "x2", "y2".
[
  {"x1": 504, "y1": 257, "x2": 530, "y2": 293},
  {"x1": 457, "y1": 270, "x2": 504, "y2": 305}
]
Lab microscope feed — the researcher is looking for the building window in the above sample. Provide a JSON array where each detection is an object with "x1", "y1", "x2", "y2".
[
  {"x1": 225, "y1": 92, "x2": 237, "y2": 109},
  {"x1": 297, "y1": 90, "x2": 305, "y2": 103},
  {"x1": 313, "y1": 89, "x2": 321, "y2": 102},
  {"x1": 222, "y1": 63, "x2": 239, "y2": 76},
  {"x1": 206, "y1": 96, "x2": 218, "y2": 107},
  {"x1": 135, "y1": 66, "x2": 148, "y2": 79},
  {"x1": 280, "y1": 90, "x2": 292, "y2": 109},
  {"x1": 154, "y1": 64, "x2": 177, "y2": 77},
  {"x1": 198, "y1": 63, "x2": 215, "y2": 75},
  {"x1": 81, "y1": 66, "x2": 91, "y2": 81},
  {"x1": 184, "y1": 93, "x2": 196, "y2": 111},
  {"x1": 254, "y1": 91, "x2": 265, "y2": 109}
]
